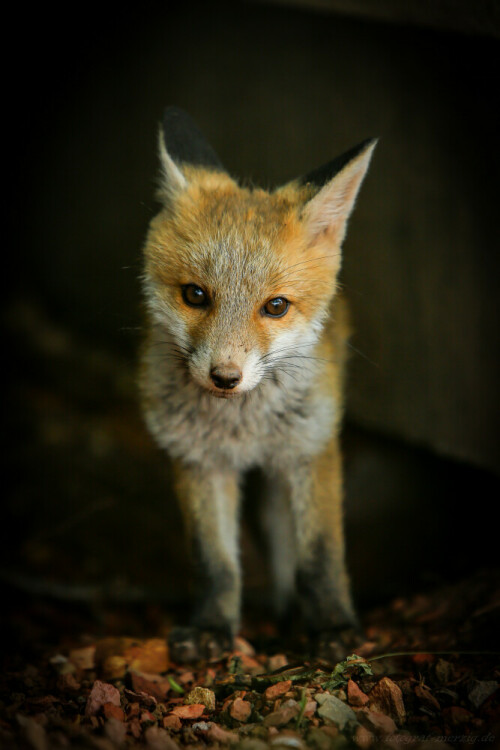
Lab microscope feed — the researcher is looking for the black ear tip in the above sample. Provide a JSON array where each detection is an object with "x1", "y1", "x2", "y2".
[
  {"x1": 163, "y1": 106, "x2": 198, "y2": 129},
  {"x1": 299, "y1": 136, "x2": 379, "y2": 188},
  {"x1": 161, "y1": 106, "x2": 225, "y2": 172}
]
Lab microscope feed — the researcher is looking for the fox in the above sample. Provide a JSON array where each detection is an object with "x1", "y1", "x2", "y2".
[{"x1": 140, "y1": 107, "x2": 377, "y2": 663}]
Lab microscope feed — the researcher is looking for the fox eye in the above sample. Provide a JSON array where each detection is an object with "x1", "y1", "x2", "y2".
[
  {"x1": 182, "y1": 284, "x2": 208, "y2": 308},
  {"x1": 263, "y1": 297, "x2": 289, "y2": 318}
]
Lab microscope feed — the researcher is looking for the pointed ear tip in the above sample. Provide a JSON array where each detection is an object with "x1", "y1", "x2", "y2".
[{"x1": 364, "y1": 137, "x2": 379, "y2": 154}]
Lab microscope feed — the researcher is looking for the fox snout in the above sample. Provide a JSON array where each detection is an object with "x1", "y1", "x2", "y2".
[{"x1": 210, "y1": 364, "x2": 242, "y2": 391}]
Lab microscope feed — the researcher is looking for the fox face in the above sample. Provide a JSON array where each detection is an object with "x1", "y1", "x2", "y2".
[
  {"x1": 143, "y1": 110, "x2": 376, "y2": 399},
  {"x1": 144, "y1": 173, "x2": 337, "y2": 397}
]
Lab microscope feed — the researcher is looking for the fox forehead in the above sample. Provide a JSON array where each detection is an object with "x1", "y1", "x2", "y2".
[{"x1": 144, "y1": 169, "x2": 334, "y2": 305}]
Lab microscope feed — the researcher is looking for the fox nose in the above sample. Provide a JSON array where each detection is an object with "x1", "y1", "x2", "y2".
[{"x1": 210, "y1": 364, "x2": 242, "y2": 390}]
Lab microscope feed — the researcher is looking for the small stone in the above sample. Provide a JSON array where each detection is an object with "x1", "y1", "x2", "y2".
[
  {"x1": 414, "y1": 685, "x2": 440, "y2": 711},
  {"x1": 144, "y1": 725, "x2": 181, "y2": 749},
  {"x1": 368, "y1": 678, "x2": 406, "y2": 725},
  {"x1": 265, "y1": 680, "x2": 293, "y2": 700},
  {"x1": 170, "y1": 703, "x2": 205, "y2": 719},
  {"x1": 130, "y1": 671, "x2": 171, "y2": 701},
  {"x1": 434, "y1": 659, "x2": 455, "y2": 685},
  {"x1": 230, "y1": 697, "x2": 252, "y2": 722},
  {"x1": 104, "y1": 717, "x2": 127, "y2": 746},
  {"x1": 206, "y1": 722, "x2": 239, "y2": 744},
  {"x1": 468, "y1": 681, "x2": 498, "y2": 709},
  {"x1": 315, "y1": 693, "x2": 357, "y2": 730},
  {"x1": 163, "y1": 714, "x2": 182, "y2": 731},
  {"x1": 234, "y1": 636, "x2": 256, "y2": 656},
  {"x1": 192, "y1": 721, "x2": 211, "y2": 731},
  {"x1": 129, "y1": 717, "x2": 142, "y2": 738},
  {"x1": 354, "y1": 725, "x2": 374, "y2": 748},
  {"x1": 263, "y1": 703, "x2": 300, "y2": 727},
  {"x1": 357, "y1": 708, "x2": 397, "y2": 737},
  {"x1": 185, "y1": 686, "x2": 216, "y2": 712},
  {"x1": 347, "y1": 680, "x2": 369, "y2": 707},
  {"x1": 268, "y1": 655, "x2": 289, "y2": 672},
  {"x1": 270, "y1": 729, "x2": 306, "y2": 748},
  {"x1": 102, "y1": 702, "x2": 125, "y2": 721},
  {"x1": 85, "y1": 680, "x2": 121, "y2": 716}
]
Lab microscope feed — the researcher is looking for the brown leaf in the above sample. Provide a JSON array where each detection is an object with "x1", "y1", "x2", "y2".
[
  {"x1": 85, "y1": 680, "x2": 121, "y2": 717},
  {"x1": 229, "y1": 697, "x2": 252, "y2": 722},
  {"x1": 347, "y1": 679, "x2": 369, "y2": 707},
  {"x1": 368, "y1": 677, "x2": 406, "y2": 725},
  {"x1": 170, "y1": 704, "x2": 205, "y2": 719}
]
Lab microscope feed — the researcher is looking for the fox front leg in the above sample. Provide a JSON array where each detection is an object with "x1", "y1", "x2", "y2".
[
  {"x1": 170, "y1": 461, "x2": 241, "y2": 662},
  {"x1": 287, "y1": 440, "x2": 361, "y2": 662}
]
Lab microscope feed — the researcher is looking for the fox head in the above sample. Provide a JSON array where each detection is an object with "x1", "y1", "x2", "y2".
[{"x1": 143, "y1": 108, "x2": 376, "y2": 398}]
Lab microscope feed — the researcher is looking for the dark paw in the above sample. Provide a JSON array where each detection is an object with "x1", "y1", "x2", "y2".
[
  {"x1": 168, "y1": 626, "x2": 233, "y2": 663},
  {"x1": 312, "y1": 626, "x2": 365, "y2": 665}
]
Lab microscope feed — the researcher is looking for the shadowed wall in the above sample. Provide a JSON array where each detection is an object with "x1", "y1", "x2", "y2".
[{"x1": 4, "y1": 1, "x2": 499, "y2": 609}]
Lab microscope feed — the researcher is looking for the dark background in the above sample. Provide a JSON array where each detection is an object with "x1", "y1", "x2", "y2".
[{"x1": 3, "y1": 1, "x2": 500, "y2": 622}]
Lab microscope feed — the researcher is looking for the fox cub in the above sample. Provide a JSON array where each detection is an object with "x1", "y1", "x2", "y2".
[{"x1": 140, "y1": 107, "x2": 376, "y2": 662}]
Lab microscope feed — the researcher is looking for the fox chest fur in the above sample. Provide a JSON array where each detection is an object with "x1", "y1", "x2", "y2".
[
  {"x1": 139, "y1": 108, "x2": 376, "y2": 663},
  {"x1": 142, "y1": 312, "x2": 342, "y2": 472}
]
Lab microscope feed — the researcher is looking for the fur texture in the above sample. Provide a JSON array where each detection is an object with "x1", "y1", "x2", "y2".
[{"x1": 140, "y1": 107, "x2": 376, "y2": 661}]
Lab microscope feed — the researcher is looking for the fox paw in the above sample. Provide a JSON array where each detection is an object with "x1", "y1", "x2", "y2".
[
  {"x1": 312, "y1": 626, "x2": 365, "y2": 665},
  {"x1": 168, "y1": 626, "x2": 233, "y2": 663}
]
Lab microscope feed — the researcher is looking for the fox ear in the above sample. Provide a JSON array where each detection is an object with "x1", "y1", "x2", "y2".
[
  {"x1": 300, "y1": 138, "x2": 377, "y2": 248},
  {"x1": 157, "y1": 107, "x2": 225, "y2": 202}
]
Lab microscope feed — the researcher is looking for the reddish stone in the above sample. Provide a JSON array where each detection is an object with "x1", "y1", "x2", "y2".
[
  {"x1": 265, "y1": 680, "x2": 292, "y2": 701},
  {"x1": 229, "y1": 697, "x2": 252, "y2": 722},
  {"x1": 347, "y1": 679, "x2": 370, "y2": 707},
  {"x1": 103, "y1": 702, "x2": 125, "y2": 721},
  {"x1": 170, "y1": 703, "x2": 205, "y2": 719}
]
